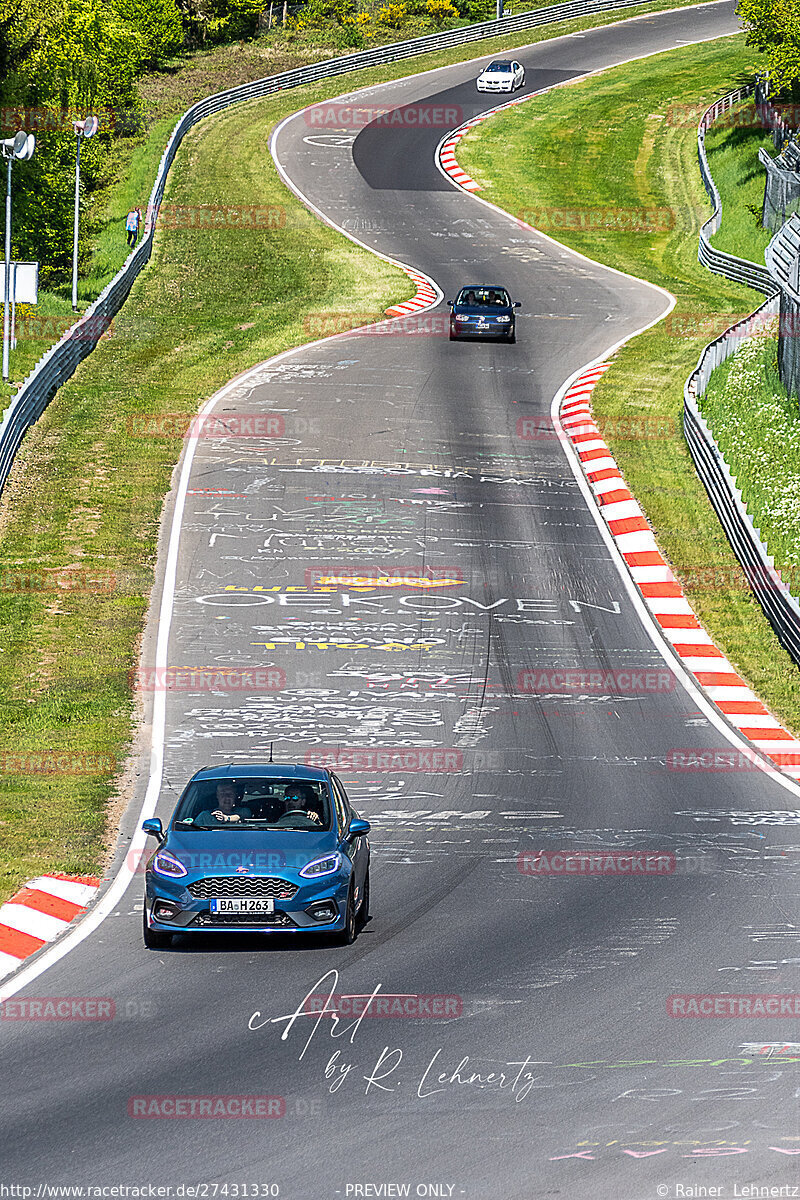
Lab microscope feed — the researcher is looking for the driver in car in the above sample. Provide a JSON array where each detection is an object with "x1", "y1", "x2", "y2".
[
  {"x1": 281, "y1": 783, "x2": 323, "y2": 825},
  {"x1": 195, "y1": 781, "x2": 252, "y2": 825}
]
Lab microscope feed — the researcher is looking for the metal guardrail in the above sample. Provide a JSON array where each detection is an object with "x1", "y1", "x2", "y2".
[
  {"x1": 755, "y1": 78, "x2": 796, "y2": 150},
  {"x1": 683, "y1": 296, "x2": 800, "y2": 667},
  {"x1": 0, "y1": 0, "x2": 663, "y2": 498},
  {"x1": 685, "y1": 97, "x2": 800, "y2": 667},
  {"x1": 759, "y1": 143, "x2": 800, "y2": 231},
  {"x1": 765, "y1": 211, "x2": 800, "y2": 400},
  {"x1": 756, "y1": 82, "x2": 800, "y2": 231},
  {"x1": 696, "y1": 87, "x2": 778, "y2": 295}
]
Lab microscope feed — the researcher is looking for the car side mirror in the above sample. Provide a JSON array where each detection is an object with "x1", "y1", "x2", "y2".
[
  {"x1": 346, "y1": 818, "x2": 370, "y2": 841},
  {"x1": 514, "y1": 302, "x2": 521, "y2": 308},
  {"x1": 446, "y1": 300, "x2": 453, "y2": 307},
  {"x1": 142, "y1": 817, "x2": 165, "y2": 842}
]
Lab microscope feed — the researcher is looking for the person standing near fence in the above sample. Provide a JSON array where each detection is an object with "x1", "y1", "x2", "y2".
[{"x1": 125, "y1": 207, "x2": 141, "y2": 247}]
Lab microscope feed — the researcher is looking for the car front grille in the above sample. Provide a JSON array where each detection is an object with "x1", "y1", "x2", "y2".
[
  {"x1": 193, "y1": 910, "x2": 296, "y2": 928},
  {"x1": 187, "y1": 876, "x2": 298, "y2": 899}
]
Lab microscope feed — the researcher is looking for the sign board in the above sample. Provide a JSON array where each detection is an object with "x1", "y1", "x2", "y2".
[{"x1": 0, "y1": 262, "x2": 39, "y2": 304}]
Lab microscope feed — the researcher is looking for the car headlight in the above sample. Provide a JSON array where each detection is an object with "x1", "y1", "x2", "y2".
[
  {"x1": 300, "y1": 852, "x2": 342, "y2": 879},
  {"x1": 455, "y1": 315, "x2": 469, "y2": 322},
  {"x1": 152, "y1": 849, "x2": 188, "y2": 878},
  {"x1": 496, "y1": 315, "x2": 511, "y2": 323}
]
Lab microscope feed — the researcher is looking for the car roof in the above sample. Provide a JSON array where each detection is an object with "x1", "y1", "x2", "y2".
[
  {"x1": 189, "y1": 763, "x2": 329, "y2": 782},
  {"x1": 457, "y1": 285, "x2": 510, "y2": 293}
]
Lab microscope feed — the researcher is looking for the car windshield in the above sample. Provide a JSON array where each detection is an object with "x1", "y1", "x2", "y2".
[
  {"x1": 173, "y1": 778, "x2": 332, "y2": 831},
  {"x1": 456, "y1": 288, "x2": 511, "y2": 308},
  {"x1": 486, "y1": 62, "x2": 512, "y2": 72}
]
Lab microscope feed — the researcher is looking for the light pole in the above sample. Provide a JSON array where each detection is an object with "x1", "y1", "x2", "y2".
[
  {"x1": 2, "y1": 130, "x2": 35, "y2": 382},
  {"x1": 71, "y1": 116, "x2": 98, "y2": 313}
]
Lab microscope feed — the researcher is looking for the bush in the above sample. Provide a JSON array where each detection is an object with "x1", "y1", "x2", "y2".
[
  {"x1": 426, "y1": 0, "x2": 457, "y2": 20},
  {"x1": 335, "y1": 15, "x2": 365, "y2": 44},
  {"x1": 377, "y1": 3, "x2": 407, "y2": 25}
]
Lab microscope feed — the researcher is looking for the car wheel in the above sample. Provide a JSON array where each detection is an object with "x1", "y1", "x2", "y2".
[
  {"x1": 142, "y1": 906, "x2": 173, "y2": 950},
  {"x1": 358, "y1": 868, "x2": 370, "y2": 925},
  {"x1": 335, "y1": 884, "x2": 357, "y2": 945},
  {"x1": 507, "y1": 328, "x2": 516, "y2": 344}
]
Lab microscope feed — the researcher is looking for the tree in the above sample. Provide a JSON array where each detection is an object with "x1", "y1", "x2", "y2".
[
  {"x1": 206, "y1": 0, "x2": 268, "y2": 41},
  {"x1": 113, "y1": 0, "x2": 183, "y2": 69},
  {"x1": 738, "y1": 0, "x2": 800, "y2": 93},
  {"x1": 0, "y1": 0, "x2": 42, "y2": 80}
]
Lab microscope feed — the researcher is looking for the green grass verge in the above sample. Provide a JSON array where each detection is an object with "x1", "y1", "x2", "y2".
[
  {"x1": 458, "y1": 34, "x2": 800, "y2": 731},
  {"x1": 699, "y1": 329, "x2": 800, "y2": 591},
  {"x1": 705, "y1": 99, "x2": 775, "y2": 262}
]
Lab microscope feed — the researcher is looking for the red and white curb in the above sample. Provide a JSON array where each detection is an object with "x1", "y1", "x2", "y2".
[
  {"x1": 562, "y1": 365, "x2": 800, "y2": 781},
  {"x1": 437, "y1": 95, "x2": 529, "y2": 192},
  {"x1": 0, "y1": 874, "x2": 100, "y2": 979},
  {"x1": 385, "y1": 268, "x2": 439, "y2": 316}
]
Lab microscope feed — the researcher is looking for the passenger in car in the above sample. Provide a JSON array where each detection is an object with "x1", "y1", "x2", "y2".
[{"x1": 195, "y1": 781, "x2": 252, "y2": 825}]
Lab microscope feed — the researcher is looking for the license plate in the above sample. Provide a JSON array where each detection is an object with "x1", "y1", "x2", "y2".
[
  {"x1": 477, "y1": 322, "x2": 490, "y2": 329},
  {"x1": 210, "y1": 897, "x2": 275, "y2": 913}
]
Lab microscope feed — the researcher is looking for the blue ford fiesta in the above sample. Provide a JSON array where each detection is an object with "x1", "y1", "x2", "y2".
[
  {"x1": 142, "y1": 763, "x2": 370, "y2": 948},
  {"x1": 448, "y1": 285, "x2": 520, "y2": 342}
]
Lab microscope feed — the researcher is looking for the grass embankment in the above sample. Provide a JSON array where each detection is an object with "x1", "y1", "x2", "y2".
[
  {"x1": 2, "y1": 0, "x2": 713, "y2": 405},
  {"x1": 458, "y1": 35, "x2": 800, "y2": 732},
  {"x1": 705, "y1": 98, "x2": 775, "y2": 262},
  {"x1": 0, "y1": 0, "x2": 715, "y2": 905},
  {"x1": 698, "y1": 329, "x2": 800, "y2": 593},
  {"x1": 698, "y1": 103, "x2": 800, "y2": 600}
]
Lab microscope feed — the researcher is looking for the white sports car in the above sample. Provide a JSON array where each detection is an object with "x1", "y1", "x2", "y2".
[{"x1": 476, "y1": 60, "x2": 525, "y2": 93}]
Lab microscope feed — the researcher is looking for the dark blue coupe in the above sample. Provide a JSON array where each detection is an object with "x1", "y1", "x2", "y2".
[
  {"x1": 142, "y1": 764, "x2": 370, "y2": 948},
  {"x1": 448, "y1": 285, "x2": 520, "y2": 342}
]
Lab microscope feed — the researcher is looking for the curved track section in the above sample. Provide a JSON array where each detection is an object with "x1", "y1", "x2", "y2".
[{"x1": 4, "y1": 7, "x2": 800, "y2": 1199}]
